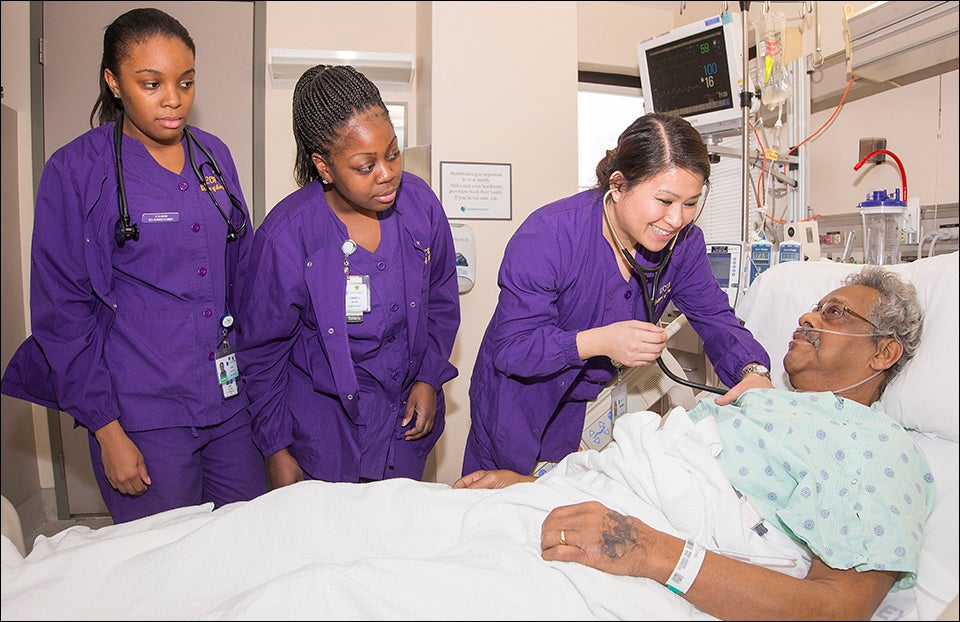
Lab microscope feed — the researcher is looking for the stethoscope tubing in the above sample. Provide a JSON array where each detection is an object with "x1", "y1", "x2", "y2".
[
  {"x1": 112, "y1": 114, "x2": 246, "y2": 319},
  {"x1": 619, "y1": 241, "x2": 727, "y2": 396},
  {"x1": 113, "y1": 113, "x2": 246, "y2": 247}
]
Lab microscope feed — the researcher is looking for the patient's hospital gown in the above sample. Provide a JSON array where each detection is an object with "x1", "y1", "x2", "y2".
[{"x1": 690, "y1": 388, "x2": 936, "y2": 589}]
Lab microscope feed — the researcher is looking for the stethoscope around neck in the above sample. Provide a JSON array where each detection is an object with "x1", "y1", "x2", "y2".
[
  {"x1": 601, "y1": 190, "x2": 725, "y2": 396},
  {"x1": 113, "y1": 113, "x2": 246, "y2": 248}
]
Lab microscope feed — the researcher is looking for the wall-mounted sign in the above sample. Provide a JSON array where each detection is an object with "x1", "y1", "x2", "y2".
[{"x1": 440, "y1": 161, "x2": 512, "y2": 220}]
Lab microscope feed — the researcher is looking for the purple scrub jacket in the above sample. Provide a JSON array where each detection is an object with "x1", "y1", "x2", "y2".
[
  {"x1": 2, "y1": 123, "x2": 255, "y2": 433},
  {"x1": 238, "y1": 172, "x2": 460, "y2": 482},
  {"x1": 464, "y1": 188, "x2": 770, "y2": 475}
]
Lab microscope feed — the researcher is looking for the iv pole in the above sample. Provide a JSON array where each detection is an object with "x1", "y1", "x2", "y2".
[
  {"x1": 731, "y1": 2, "x2": 806, "y2": 275},
  {"x1": 739, "y1": 1, "x2": 753, "y2": 249}
]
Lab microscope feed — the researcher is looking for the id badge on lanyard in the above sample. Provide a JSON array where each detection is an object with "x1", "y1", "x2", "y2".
[
  {"x1": 611, "y1": 366, "x2": 628, "y2": 418},
  {"x1": 214, "y1": 314, "x2": 239, "y2": 398},
  {"x1": 345, "y1": 274, "x2": 371, "y2": 323},
  {"x1": 342, "y1": 239, "x2": 371, "y2": 324}
]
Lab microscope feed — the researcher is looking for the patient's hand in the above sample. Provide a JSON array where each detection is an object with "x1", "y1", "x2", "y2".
[
  {"x1": 541, "y1": 501, "x2": 651, "y2": 578},
  {"x1": 452, "y1": 469, "x2": 535, "y2": 489}
]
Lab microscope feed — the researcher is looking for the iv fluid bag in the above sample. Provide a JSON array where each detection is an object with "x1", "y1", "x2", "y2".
[{"x1": 755, "y1": 12, "x2": 792, "y2": 110}]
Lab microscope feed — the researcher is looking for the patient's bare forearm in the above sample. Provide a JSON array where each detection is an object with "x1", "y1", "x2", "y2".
[{"x1": 680, "y1": 552, "x2": 897, "y2": 620}]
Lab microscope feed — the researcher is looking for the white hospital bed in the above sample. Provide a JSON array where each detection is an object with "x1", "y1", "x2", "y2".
[
  {"x1": 586, "y1": 251, "x2": 959, "y2": 620},
  {"x1": 607, "y1": 252, "x2": 960, "y2": 619},
  {"x1": 1, "y1": 253, "x2": 957, "y2": 620}
]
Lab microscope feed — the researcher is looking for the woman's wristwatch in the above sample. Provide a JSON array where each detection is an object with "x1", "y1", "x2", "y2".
[{"x1": 740, "y1": 363, "x2": 771, "y2": 381}]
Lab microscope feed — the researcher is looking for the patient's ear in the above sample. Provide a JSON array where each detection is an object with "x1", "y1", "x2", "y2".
[{"x1": 872, "y1": 337, "x2": 904, "y2": 372}]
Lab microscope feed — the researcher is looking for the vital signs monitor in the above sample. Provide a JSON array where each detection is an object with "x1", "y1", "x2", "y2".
[{"x1": 706, "y1": 242, "x2": 743, "y2": 307}]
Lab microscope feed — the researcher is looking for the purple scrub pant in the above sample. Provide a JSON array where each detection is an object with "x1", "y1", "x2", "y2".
[{"x1": 88, "y1": 410, "x2": 267, "y2": 523}]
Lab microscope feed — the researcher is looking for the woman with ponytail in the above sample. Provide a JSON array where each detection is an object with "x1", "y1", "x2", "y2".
[{"x1": 463, "y1": 113, "x2": 772, "y2": 477}]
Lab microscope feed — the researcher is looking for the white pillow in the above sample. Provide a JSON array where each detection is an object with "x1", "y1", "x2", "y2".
[{"x1": 737, "y1": 252, "x2": 959, "y2": 442}]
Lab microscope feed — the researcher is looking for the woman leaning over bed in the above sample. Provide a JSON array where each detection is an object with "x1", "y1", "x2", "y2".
[
  {"x1": 457, "y1": 266, "x2": 934, "y2": 620},
  {"x1": 462, "y1": 112, "x2": 773, "y2": 478}
]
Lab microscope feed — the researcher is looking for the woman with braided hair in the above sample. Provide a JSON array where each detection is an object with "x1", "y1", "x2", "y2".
[{"x1": 238, "y1": 65, "x2": 460, "y2": 487}]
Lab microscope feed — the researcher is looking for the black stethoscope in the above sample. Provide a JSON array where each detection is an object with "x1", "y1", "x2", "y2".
[
  {"x1": 113, "y1": 113, "x2": 247, "y2": 248},
  {"x1": 602, "y1": 191, "x2": 726, "y2": 396}
]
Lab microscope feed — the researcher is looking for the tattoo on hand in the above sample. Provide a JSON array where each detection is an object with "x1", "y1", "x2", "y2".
[{"x1": 600, "y1": 510, "x2": 641, "y2": 560}]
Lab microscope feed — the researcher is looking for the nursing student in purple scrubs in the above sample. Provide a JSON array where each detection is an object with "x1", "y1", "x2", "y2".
[
  {"x1": 463, "y1": 113, "x2": 774, "y2": 477},
  {"x1": 238, "y1": 65, "x2": 460, "y2": 487},
  {"x1": 1, "y1": 8, "x2": 267, "y2": 523}
]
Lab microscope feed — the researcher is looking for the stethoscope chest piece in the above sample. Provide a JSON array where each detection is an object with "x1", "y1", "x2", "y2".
[{"x1": 114, "y1": 213, "x2": 140, "y2": 248}]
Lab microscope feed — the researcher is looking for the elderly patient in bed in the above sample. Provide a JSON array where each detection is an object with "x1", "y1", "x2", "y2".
[
  {"x1": 1, "y1": 266, "x2": 934, "y2": 621},
  {"x1": 456, "y1": 265, "x2": 933, "y2": 621}
]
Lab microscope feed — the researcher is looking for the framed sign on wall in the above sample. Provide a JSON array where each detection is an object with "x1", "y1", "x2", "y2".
[{"x1": 439, "y1": 161, "x2": 512, "y2": 220}]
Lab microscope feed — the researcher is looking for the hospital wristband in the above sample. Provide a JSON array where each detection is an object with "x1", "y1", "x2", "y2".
[{"x1": 665, "y1": 540, "x2": 706, "y2": 596}]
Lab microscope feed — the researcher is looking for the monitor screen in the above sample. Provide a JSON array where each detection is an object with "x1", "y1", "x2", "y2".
[
  {"x1": 705, "y1": 242, "x2": 743, "y2": 308},
  {"x1": 707, "y1": 250, "x2": 732, "y2": 287},
  {"x1": 638, "y1": 14, "x2": 743, "y2": 138}
]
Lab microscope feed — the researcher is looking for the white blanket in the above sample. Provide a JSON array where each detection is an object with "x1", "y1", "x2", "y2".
[{"x1": 1, "y1": 409, "x2": 819, "y2": 620}]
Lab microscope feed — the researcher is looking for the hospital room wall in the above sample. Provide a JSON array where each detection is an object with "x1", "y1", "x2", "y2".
[
  {"x1": 2, "y1": 2, "x2": 958, "y2": 501},
  {"x1": 808, "y1": 71, "x2": 959, "y2": 214},
  {"x1": 421, "y1": 1, "x2": 580, "y2": 484},
  {"x1": 259, "y1": 0, "x2": 960, "y2": 486},
  {"x1": 1, "y1": 1, "x2": 47, "y2": 507}
]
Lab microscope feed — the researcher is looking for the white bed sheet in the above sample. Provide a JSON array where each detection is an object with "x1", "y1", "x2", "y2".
[
  {"x1": 4, "y1": 255, "x2": 956, "y2": 620},
  {"x1": 3, "y1": 408, "x2": 811, "y2": 621},
  {"x1": 904, "y1": 431, "x2": 960, "y2": 621},
  {"x1": 5, "y1": 404, "x2": 949, "y2": 621}
]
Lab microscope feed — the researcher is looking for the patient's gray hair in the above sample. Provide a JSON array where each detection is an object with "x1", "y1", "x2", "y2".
[{"x1": 845, "y1": 266, "x2": 923, "y2": 393}]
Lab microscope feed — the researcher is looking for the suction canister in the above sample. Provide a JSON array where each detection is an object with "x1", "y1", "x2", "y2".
[{"x1": 858, "y1": 188, "x2": 906, "y2": 265}]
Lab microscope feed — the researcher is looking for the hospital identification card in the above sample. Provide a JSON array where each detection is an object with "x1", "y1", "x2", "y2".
[
  {"x1": 215, "y1": 346, "x2": 240, "y2": 399},
  {"x1": 611, "y1": 380, "x2": 628, "y2": 419},
  {"x1": 345, "y1": 274, "x2": 371, "y2": 323}
]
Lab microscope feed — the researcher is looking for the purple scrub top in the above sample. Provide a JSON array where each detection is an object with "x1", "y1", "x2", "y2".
[
  {"x1": 2, "y1": 122, "x2": 254, "y2": 433},
  {"x1": 465, "y1": 188, "x2": 770, "y2": 475},
  {"x1": 238, "y1": 172, "x2": 460, "y2": 481}
]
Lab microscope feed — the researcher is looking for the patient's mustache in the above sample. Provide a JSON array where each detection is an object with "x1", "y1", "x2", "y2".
[{"x1": 793, "y1": 328, "x2": 820, "y2": 348}]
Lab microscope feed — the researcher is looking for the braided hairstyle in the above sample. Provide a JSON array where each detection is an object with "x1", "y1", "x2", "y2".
[
  {"x1": 292, "y1": 64, "x2": 391, "y2": 187},
  {"x1": 89, "y1": 8, "x2": 195, "y2": 128},
  {"x1": 594, "y1": 112, "x2": 710, "y2": 194}
]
